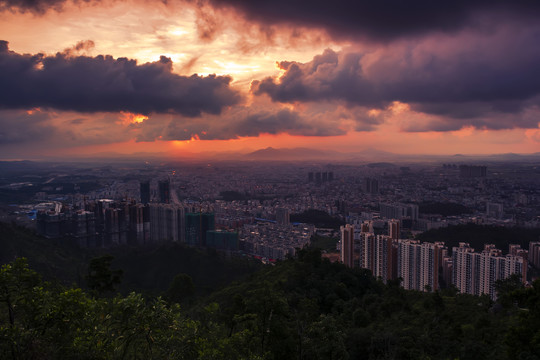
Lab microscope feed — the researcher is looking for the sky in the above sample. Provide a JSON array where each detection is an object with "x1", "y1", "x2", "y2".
[{"x1": 1, "y1": 0, "x2": 540, "y2": 159}]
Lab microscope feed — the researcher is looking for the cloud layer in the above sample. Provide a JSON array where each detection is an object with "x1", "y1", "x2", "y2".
[
  {"x1": 0, "y1": 41, "x2": 240, "y2": 116},
  {"x1": 5, "y1": 0, "x2": 540, "y2": 42},
  {"x1": 209, "y1": 0, "x2": 540, "y2": 41},
  {"x1": 251, "y1": 23, "x2": 540, "y2": 130}
]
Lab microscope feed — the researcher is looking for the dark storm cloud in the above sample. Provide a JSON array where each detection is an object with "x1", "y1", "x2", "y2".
[
  {"x1": 0, "y1": 41, "x2": 240, "y2": 116},
  {"x1": 5, "y1": 0, "x2": 540, "y2": 42},
  {"x1": 0, "y1": 0, "x2": 85, "y2": 13},
  {"x1": 251, "y1": 23, "x2": 540, "y2": 130},
  {"x1": 138, "y1": 108, "x2": 346, "y2": 142},
  {"x1": 227, "y1": 109, "x2": 345, "y2": 138},
  {"x1": 0, "y1": 110, "x2": 55, "y2": 144},
  {"x1": 209, "y1": 0, "x2": 540, "y2": 41}
]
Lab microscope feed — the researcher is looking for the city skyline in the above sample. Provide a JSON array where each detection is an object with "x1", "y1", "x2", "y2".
[{"x1": 1, "y1": 0, "x2": 540, "y2": 159}]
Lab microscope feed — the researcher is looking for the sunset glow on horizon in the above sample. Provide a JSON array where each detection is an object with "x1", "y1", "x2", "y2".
[{"x1": 1, "y1": 0, "x2": 539, "y2": 159}]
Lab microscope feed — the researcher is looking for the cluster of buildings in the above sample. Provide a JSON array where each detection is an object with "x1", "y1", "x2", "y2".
[
  {"x1": 36, "y1": 199, "x2": 227, "y2": 249},
  {"x1": 240, "y1": 222, "x2": 314, "y2": 261},
  {"x1": 340, "y1": 219, "x2": 529, "y2": 299},
  {"x1": 308, "y1": 171, "x2": 334, "y2": 184},
  {"x1": 7, "y1": 160, "x2": 537, "y2": 278},
  {"x1": 35, "y1": 179, "x2": 313, "y2": 260},
  {"x1": 452, "y1": 243, "x2": 527, "y2": 299}
]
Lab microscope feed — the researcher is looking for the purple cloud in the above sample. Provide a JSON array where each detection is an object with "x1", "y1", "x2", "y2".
[
  {"x1": 251, "y1": 24, "x2": 540, "y2": 130},
  {"x1": 0, "y1": 41, "x2": 240, "y2": 116},
  {"x1": 209, "y1": 0, "x2": 540, "y2": 41}
]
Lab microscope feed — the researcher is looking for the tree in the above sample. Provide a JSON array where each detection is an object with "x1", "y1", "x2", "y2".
[
  {"x1": 0, "y1": 258, "x2": 43, "y2": 358},
  {"x1": 495, "y1": 274, "x2": 524, "y2": 308},
  {"x1": 166, "y1": 273, "x2": 195, "y2": 304},
  {"x1": 86, "y1": 255, "x2": 122, "y2": 297}
]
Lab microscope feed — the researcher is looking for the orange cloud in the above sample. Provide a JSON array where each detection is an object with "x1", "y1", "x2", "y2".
[{"x1": 120, "y1": 112, "x2": 148, "y2": 125}]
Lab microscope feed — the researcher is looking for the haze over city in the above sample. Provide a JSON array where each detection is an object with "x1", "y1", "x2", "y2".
[{"x1": 1, "y1": 0, "x2": 540, "y2": 160}]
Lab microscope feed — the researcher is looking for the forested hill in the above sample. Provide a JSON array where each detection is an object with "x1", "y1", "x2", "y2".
[
  {"x1": 0, "y1": 221, "x2": 260, "y2": 297},
  {"x1": 2, "y1": 250, "x2": 540, "y2": 359},
  {"x1": 2, "y1": 222, "x2": 540, "y2": 359},
  {"x1": 199, "y1": 249, "x2": 533, "y2": 359}
]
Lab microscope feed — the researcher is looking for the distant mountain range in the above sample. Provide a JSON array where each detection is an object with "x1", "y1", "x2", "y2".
[
  {"x1": 244, "y1": 147, "x2": 340, "y2": 160},
  {"x1": 3, "y1": 148, "x2": 539, "y2": 164},
  {"x1": 241, "y1": 147, "x2": 540, "y2": 162}
]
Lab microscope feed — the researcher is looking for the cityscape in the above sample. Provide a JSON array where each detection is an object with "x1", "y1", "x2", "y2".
[
  {"x1": 2, "y1": 0, "x2": 540, "y2": 358},
  {"x1": 2, "y1": 158, "x2": 539, "y2": 302}
]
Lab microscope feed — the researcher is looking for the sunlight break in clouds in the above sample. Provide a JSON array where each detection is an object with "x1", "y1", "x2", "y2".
[{"x1": 0, "y1": 0, "x2": 539, "y2": 158}]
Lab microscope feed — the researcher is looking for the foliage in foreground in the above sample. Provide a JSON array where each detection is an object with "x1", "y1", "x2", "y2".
[
  {"x1": 0, "y1": 221, "x2": 261, "y2": 298},
  {"x1": 1, "y1": 252, "x2": 540, "y2": 359},
  {"x1": 0, "y1": 258, "x2": 252, "y2": 359}
]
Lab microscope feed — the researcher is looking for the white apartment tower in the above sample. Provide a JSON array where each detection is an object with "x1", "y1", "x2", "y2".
[
  {"x1": 452, "y1": 243, "x2": 527, "y2": 300},
  {"x1": 398, "y1": 240, "x2": 443, "y2": 292}
]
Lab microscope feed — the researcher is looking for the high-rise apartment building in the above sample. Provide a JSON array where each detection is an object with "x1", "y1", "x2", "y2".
[
  {"x1": 128, "y1": 203, "x2": 149, "y2": 245},
  {"x1": 340, "y1": 224, "x2": 354, "y2": 268},
  {"x1": 363, "y1": 178, "x2": 379, "y2": 194},
  {"x1": 459, "y1": 165, "x2": 487, "y2": 178},
  {"x1": 419, "y1": 242, "x2": 443, "y2": 292},
  {"x1": 388, "y1": 219, "x2": 400, "y2": 240},
  {"x1": 452, "y1": 243, "x2": 477, "y2": 295},
  {"x1": 185, "y1": 212, "x2": 215, "y2": 247},
  {"x1": 397, "y1": 240, "x2": 443, "y2": 291},
  {"x1": 452, "y1": 243, "x2": 526, "y2": 300},
  {"x1": 104, "y1": 207, "x2": 126, "y2": 246},
  {"x1": 380, "y1": 203, "x2": 419, "y2": 221},
  {"x1": 347, "y1": 230, "x2": 396, "y2": 283},
  {"x1": 149, "y1": 204, "x2": 185, "y2": 243},
  {"x1": 529, "y1": 241, "x2": 540, "y2": 268}
]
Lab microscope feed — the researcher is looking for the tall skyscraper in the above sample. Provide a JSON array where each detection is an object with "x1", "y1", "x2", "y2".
[
  {"x1": 140, "y1": 181, "x2": 150, "y2": 204},
  {"x1": 340, "y1": 224, "x2": 354, "y2": 267},
  {"x1": 158, "y1": 179, "x2": 170, "y2": 204}
]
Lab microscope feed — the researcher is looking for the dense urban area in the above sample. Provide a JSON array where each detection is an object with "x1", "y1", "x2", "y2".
[{"x1": 1, "y1": 158, "x2": 540, "y2": 359}]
